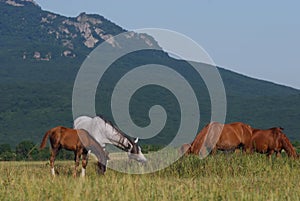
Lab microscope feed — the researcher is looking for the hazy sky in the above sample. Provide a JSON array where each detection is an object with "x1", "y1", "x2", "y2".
[{"x1": 35, "y1": 0, "x2": 300, "y2": 89}]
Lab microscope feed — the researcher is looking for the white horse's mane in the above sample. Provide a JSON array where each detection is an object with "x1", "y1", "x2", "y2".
[{"x1": 74, "y1": 115, "x2": 133, "y2": 149}]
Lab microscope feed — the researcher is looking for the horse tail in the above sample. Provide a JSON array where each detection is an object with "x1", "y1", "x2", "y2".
[
  {"x1": 39, "y1": 127, "x2": 55, "y2": 149},
  {"x1": 280, "y1": 133, "x2": 297, "y2": 158}
]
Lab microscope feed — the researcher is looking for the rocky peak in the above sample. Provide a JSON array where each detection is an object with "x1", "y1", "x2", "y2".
[
  {"x1": 1, "y1": 0, "x2": 39, "y2": 7},
  {"x1": 59, "y1": 12, "x2": 122, "y2": 49},
  {"x1": 0, "y1": 0, "x2": 160, "y2": 61},
  {"x1": 77, "y1": 12, "x2": 102, "y2": 25}
]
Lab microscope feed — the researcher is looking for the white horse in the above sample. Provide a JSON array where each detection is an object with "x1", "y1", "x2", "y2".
[{"x1": 74, "y1": 115, "x2": 147, "y2": 163}]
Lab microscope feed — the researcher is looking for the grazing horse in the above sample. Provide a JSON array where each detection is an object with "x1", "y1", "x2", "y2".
[
  {"x1": 40, "y1": 126, "x2": 109, "y2": 177},
  {"x1": 74, "y1": 115, "x2": 147, "y2": 163},
  {"x1": 187, "y1": 122, "x2": 253, "y2": 157},
  {"x1": 251, "y1": 127, "x2": 297, "y2": 158}
]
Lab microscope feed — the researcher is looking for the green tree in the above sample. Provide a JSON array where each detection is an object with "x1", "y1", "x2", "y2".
[
  {"x1": 0, "y1": 143, "x2": 11, "y2": 154},
  {"x1": 15, "y1": 141, "x2": 38, "y2": 160},
  {"x1": 0, "y1": 151, "x2": 16, "y2": 161},
  {"x1": 0, "y1": 143, "x2": 15, "y2": 161},
  {"x1": 35, "y1": 148, "x2": 51, "y2": 161}
]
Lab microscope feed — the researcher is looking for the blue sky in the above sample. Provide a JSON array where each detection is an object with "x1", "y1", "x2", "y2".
[{"x1": 35, "y1": 0, "x2": 300, "y2": 89}]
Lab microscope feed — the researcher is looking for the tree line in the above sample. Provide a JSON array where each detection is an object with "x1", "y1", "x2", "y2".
[
  {"x1": 0, "y1": 141, "x2": 75, "y2": 161},
  {"x1": 0, "y1": 141, "x2": 164, "y2": 161}
]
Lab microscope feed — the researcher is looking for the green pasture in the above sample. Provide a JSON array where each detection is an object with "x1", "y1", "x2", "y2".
[{"x1": 0, "y1": 153, "x2": 299, "y2": 201}]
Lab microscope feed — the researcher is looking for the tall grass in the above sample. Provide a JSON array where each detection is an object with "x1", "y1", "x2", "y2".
[{"x1": 0, "y1": 153, "x2": 299, "y2": 201}]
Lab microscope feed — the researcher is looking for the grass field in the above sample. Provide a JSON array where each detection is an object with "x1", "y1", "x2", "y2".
[{"x1": 0, "y1": 153, "x2": 299, "y2": 201}]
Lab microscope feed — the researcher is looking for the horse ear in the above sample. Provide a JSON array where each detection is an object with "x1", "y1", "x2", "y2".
[{"x1": 134, "y1": 137, "x2": 139, "y2": 144}]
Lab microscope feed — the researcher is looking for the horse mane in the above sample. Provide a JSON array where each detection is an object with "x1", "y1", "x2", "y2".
[
  {"x1": 270, "y1": 127, "x2": 284, "y2": 133},
  {"x1": 96, "y1": 114, "x2": 136, "y2": 150},
  {"x1": 98, "y1": 115, "x2": 124, "y2": 134},
  {"x1": 97, "y1": 114, "x2": 131, "y2": 139},
  {"x1": 251, "y1": 128, "x2": 260, "y2": 133}
]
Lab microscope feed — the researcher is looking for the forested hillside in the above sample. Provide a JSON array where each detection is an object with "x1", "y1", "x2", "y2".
[{"x1": 0, "y1": 0, "x2": 300, "y2": 146}]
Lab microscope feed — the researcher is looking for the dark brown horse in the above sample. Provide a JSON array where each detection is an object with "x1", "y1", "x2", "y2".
[
  {"x1": 251, "y1": 127, "x2": 297, "y2": 158},
  {"x1": 40, "y1": 126, "x2": 109, "y2": 177},
  {"x1": 185, "y1": 122, "x2": 253, "y2": 157}
]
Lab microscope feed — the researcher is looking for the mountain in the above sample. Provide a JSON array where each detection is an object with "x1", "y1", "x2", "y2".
[
  {"x1": 0, "y1": 0, "x2": 160, "y2": 62},
  {"x1": 0, "y1": 0, "x2": 300, "y2": 146}
]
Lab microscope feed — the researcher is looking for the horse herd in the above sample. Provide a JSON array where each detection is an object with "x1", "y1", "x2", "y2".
[
  {"x1": 39, "y1": 116, "x2": 298, "y2": 177},
  {"x1": 180, "y1": 122, "x2": 298, "y2": 159},
  {"x1": 39, "y1": 115, "x2": 147, "y2": 177}
]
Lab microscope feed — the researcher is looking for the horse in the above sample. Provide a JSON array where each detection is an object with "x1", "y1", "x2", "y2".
[
  {"x1": 186, "y1": 122, "x2": 253, "y2": 157},
  {"x1": 40, "y1": 126, "x2": 109, "y2": 177},
  {"x1": 73, "y1": 115, "x2": 147, "y2": 163},
  {"x1": 251, "y1": 127, "x2": 297, "y2": 158}
]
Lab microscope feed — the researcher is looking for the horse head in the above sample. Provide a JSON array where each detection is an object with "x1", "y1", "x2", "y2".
[
  {"x1": 179, "y1": 143, "x2": 191, "y2": 156},
  {"x1": 278, "y1": 132, "x2": 297, "y2": 158},
  {"x1": 127, "y1": 138, "x2": 147, "y2": 163},
  {"x1": 96, "y1": 151, "x2": 110, "y2": 175}
]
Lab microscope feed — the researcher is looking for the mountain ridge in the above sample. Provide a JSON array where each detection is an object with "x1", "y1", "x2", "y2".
[{"x1": 0, "y1": 0, "x2": 160, "y2": 63}]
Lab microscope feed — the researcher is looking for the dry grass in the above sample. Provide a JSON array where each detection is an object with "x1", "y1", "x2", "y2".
[{"x1": 0, "y1": 153, "x2": 300, "y2": 201}]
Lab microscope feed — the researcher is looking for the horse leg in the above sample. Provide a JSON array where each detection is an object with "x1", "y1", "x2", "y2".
[
  {"x1": 244, "y1": 144, "x2": 253, "y2": 154},
  {"x1": 246, "y1": 147, "x2": 253, "y2": 154},
  {"x1": 276, "y1": 151, "x2": 282, "y2": 158},
  {"x1": 267, "y1": 150, "x2": 274, "y2": 161},
  {"x1": 210, "y1": 149, "x2": 216, "y2": 155},
  {"x1": 210, "y1": 147, "x2": 217, "y2": 155},
  {"x1": 50, "y1": 148, "x2": 59, "y2": 176},
  {"x1": 81, "y1": 149, "x2": 89, "y2": 177},
  {"x1": 73, "y1": 149, "x2": 82, "y2": 177},
  {"x1": 234, "y1": 148, "x2": 241, "y2": 154}
]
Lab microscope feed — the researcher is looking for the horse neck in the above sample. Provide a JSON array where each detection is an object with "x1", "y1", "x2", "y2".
[
  {"x1": 191, "y1": 122, "x2": 220, "y2": 155},
  {"x1": 280, "y1": 134, "x2": 296, "y2": 157},
  {"x1": 190, "y1": 124, "x2": 209, "y2": 154}
]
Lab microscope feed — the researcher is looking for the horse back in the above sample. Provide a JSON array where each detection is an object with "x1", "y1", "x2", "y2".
[
  {"x1": 216, "y1": 122, "x2": 252, "y2": 149},
  {"x1": 49, "y1": 126, "x2": 81, "y2": 150},
  {"x1": 190, "y1": 122, "x2": 249, "y2": 154}
]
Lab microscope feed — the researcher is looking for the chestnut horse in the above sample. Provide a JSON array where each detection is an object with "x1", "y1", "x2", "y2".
[
  {"x1": 251, "y1": 127, "x2": 297, "y2": 158},
  {"x1": 40, "y1": 126, "x2": 109, "y2": 177},
  {"x1": 185, "y1": 122, "x2": 253, "y2": 157}
]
